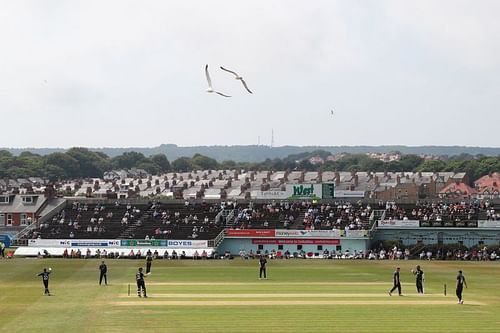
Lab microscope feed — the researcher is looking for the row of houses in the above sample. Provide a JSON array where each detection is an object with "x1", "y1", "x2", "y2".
[{"x1": 1, "y1": 171, "x2": 499, "y2": 202}]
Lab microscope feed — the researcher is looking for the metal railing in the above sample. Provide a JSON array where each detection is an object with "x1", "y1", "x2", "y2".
[
  {"x1": 208, "y1": 229, "x2": 226, "y2": 248},
  {"x1": 11, "y1": 198, "x2": 67, "y2": 245}
]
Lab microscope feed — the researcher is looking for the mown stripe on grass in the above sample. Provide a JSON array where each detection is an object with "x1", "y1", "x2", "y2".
[
  {"x1": 113, "y1": 300, "x2": 485, "y2": 306},
  {"x1": 117, "y1": 293, "x2": 446, "y2": 298}
]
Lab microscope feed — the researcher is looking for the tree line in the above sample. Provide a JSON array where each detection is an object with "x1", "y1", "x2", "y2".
[{"x1": 0, "y1": 148, "x2": 498, "y2": 183}]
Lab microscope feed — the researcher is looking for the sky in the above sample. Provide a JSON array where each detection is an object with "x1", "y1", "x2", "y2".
[{"x1": 0, "y1": 0, "x2": 499, "y2": 148}]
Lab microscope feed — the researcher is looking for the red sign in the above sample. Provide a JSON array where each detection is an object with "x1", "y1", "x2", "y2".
[
  {"x1": 226, "y1": 229, "x2": 276, "y2": 237},
  {"x1": 251, "y1": 238, "x2": 340, "y2": 245}
]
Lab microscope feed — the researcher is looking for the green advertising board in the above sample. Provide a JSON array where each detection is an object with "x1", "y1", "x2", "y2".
[{"x1": 120, "y1": 240, "x2": 167, "y2": 247}]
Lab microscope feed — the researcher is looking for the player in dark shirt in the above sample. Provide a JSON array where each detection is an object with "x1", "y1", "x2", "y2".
[
  {"x1": 37, "y1": 268, "x2": 52, "y2": 296},
  {"x1": 259, "y1": 255, "x2": 267, "y2": 279},
  {"x1": 146, "y1": 254, "x2": 153, "y2": 275},
  {"x1": 412, "y1": 265, "x2": 424, "y2": 294},
  {"x1": 389, "y1": 267, "x2": 402, "y2": 296},
  {"x1": 456, "y1": 270, "x2": 467, "y2": 304},
  {"x1": 136, "y1": 267, "x2": 147, "y2": 297},
  {"x1": 99, "y1": 261, "x2": 107, "y2": 285}
]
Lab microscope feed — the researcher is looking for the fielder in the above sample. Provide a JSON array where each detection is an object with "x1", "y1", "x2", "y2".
[{"x1": 37, "y1": 267, "x2": 52, "y2": 296}]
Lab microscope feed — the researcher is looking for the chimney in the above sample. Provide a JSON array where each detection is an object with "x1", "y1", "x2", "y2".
[
  {"x1": 418, "y1": 171, "x2": 422, "y2": 178},
  {"x1": 354, "y1": 175, "x2": 359, "y2": 187},
  {"x1": 374, "y1": 175, "x2": 379, "y2": 186},
  {"x1": 317, "y1": 171, "x2": 323, "y2": 183},
  {"x1": 396, "y1": 176, "x2": 401, "y2": 184},
  {"x1": 335, "y1": 172, "x2": 340, "y2": 186}
]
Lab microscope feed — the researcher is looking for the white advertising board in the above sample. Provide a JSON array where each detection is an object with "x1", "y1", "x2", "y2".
[
  {"x1": 28, "y1": 239, "x2": 121, "y2": 247},
  {"x1": 477, "y1": 220, "x2": 500, "y2": 228},
  {"x1": 377, "y1": 220, "x2": 420, "y2": 228}
]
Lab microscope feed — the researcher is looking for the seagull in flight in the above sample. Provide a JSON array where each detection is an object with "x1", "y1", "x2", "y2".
[
  {"x1": 220, "y1": 66, "x2": 253, "y2": 94},
  {"x1": 331, "y1": 110, "x2": 334, "y2": 116},
  {"x1": 205, "y1": 64, "x2": 231, "y2": 97}
]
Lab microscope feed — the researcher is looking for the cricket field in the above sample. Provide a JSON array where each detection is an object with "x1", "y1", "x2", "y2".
[{"x1": 0, "y1": 258, "x2": 499, "y2": 332}]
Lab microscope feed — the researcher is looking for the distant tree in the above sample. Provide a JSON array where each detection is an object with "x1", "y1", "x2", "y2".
[
  {"x1": 172, "y1": 157, "x2": 194, "y2": 172},
  {"x1": 220, "y1": 160, "x2": 237, "y2": 169},
  {"x1": 136, "y1": 162, "x2": 161, "y2": 175},
  {"x1": 66, "y1": 147, "x2": 111, "y2": 178},
  {"x1": 111, "y1": 151, "x2": 148, "y2": 169},
  {"x1": 191, "y1": 154, "x2": 218, "y2": 170},
  {"x1": 415, "y1": 160, "x2": 447, "y2": 172},
  {"x1": 45, "y1": 153, "x2": 80, "y2": 178},
  {"x1": 150, "y1": 154, "x2": 171, "y2": 172}
]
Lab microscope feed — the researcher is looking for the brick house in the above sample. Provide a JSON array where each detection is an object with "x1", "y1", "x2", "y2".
[{"x1": 0, "y1": 194, "x2": 47, "y2": 227}]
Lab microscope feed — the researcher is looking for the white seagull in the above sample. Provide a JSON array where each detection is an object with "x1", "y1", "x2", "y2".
[
  {"x1": 205, "y1": 64, "x2": 231, "y2": 97},
  {"x1": 220, "y1": 66, "x2": 253, "y2": 94}
]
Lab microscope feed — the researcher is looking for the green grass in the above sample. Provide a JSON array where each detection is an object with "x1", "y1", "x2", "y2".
[{"x1": 0, "y1": 258, "x2": 499, "y2": 332}]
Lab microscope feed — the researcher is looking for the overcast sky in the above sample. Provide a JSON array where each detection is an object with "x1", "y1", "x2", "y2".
[{"x1": 1, "y1": 1, "x2": 499, "y2": 148}]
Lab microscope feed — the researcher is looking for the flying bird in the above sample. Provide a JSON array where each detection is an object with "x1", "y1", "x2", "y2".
[
  {"x1": 205, "y1": 64, "x2": 231, "y2": 97},
  {"x1": 331, "y1": 110, "x2": 334, "y2": 116},
  {"x1": 220, "y1": 66, "x2": 253, "y2": 94}
]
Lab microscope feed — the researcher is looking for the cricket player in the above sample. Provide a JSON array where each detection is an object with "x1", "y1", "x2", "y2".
[
  {"x1": 37, "y1": 267, "x2": 52, "y2": 296},
  {"x1": 259, "y1": 255, "x2": 267, "y2": 279},
  {"x1": 412, "y1": 265, "x2": 424, "y2": 294},
  {"x1": 99, "y1": 261, "x2": 107, "y2": 285},
  {"x1": 136, "y1": 267, "x2": 147, "y2": 298},
  {"x1": 456, "y1": 270, "x2": 467, "y2": 304},
  {"x1": 389, "y1": 267, "x2": 402, "y2": 296}
]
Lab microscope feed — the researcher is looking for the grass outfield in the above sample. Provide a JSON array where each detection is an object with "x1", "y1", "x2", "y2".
[{"x1": 0, "y1": 258, "x2": 499, "y2": 333}]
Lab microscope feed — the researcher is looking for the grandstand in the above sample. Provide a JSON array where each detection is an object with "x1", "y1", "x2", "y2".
[{"x1": 1, "y1": 169, "x2": 498, "y2": 259}]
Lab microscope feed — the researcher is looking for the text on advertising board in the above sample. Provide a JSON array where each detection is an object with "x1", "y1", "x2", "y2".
[{"x1": 252, "y1": 238, "x2": 340, "y2": 245}]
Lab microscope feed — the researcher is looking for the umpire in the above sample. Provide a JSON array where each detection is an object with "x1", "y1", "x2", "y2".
[
  {"x1": 136, "y1": 267, "x2": 148, "y2": 298},
  {"x1": 146, "y1": 253, "x2": 153, "y2": 274},
  {"x1": 99, "y1": 261, "x2": 108, "y2": 285}
]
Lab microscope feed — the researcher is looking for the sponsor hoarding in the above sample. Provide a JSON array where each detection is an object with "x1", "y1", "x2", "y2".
[
  {"x1": 377, "y1": 220, "x2": 420, "y2": 228},
  {"x1": 285, "y1": 184, "x2": 324, "y2": 199},
  {"x1": 120, "y1": 240, "x2": 168, "y2": 247},
  {"x1": 345, "y1": 229, "x2": 369, "y2": 238},
  {"x1": 334, "y1": 190, "x2": 365, "y2": 198},
  {"x1": 252, "y1": 238, "x2": 340, "y2": 245},
  {"x1": 166, "y1": 240, "x2": 208, "y2": 248},
  {"x1": 28, "y1": 239, "x2": 121, "y2": 247},
  {"x1": 274, "y1": 229, "x2": 344, "y2": 238},
  {"x1": 28, "y1": 239, "x2": 208, "y2": 248},
  {"x1": 251, "y1": 190, "x2": 288, "y2": 200},
  {"x1": 252, "y1": 183, "x2": 336, "y2": 200},
  {"x1": 478, "y1": 220, "x2": 500, "y2": 228},
  {"x1": 226, "y1": 229, "x2": 276, "y2": 237}
]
